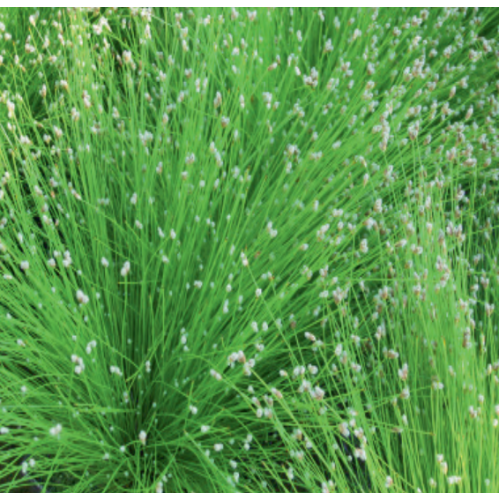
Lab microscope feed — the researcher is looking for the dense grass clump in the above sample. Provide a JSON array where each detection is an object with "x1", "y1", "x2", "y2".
[{"x1": 0, "y1": 7, "x2": 498, "y2": 493}]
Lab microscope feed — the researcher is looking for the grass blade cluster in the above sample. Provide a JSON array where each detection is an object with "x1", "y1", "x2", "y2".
[{"x1": 0, "y1": 7, "x2": 498, "y2": 493}]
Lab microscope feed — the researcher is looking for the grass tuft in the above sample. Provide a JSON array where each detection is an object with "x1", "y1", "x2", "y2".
[{"x1": 0, "y1": 7, "x2": 498, "y2": 493}]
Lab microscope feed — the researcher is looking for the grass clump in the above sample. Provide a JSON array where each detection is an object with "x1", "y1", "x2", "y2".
[{"x1": 0, "y1": 7, "x2": 498, "y2": 493}]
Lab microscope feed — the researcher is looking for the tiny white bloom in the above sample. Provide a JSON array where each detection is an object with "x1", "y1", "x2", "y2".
[
  {"x1": 121, "y1": 261, "x2": 131, "y2": 277},
  {"x1": 76, "y1": 290, "x2": 89, "y2": 305}
]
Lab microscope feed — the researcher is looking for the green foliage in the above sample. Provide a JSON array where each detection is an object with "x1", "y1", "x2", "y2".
[{"x1": 0, "y1": 7, "x2": 498, "y2": 493}]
